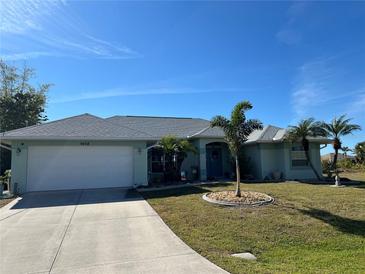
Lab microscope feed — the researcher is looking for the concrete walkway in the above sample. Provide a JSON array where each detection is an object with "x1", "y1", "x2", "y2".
[{"x1": 0, "y1": 188, "x2": 228, "y2": 274}]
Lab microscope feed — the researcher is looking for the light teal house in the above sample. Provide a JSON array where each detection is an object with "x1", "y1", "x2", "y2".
[{"x1": 0, "y1": 114, "x2": 330, "y2": 194}]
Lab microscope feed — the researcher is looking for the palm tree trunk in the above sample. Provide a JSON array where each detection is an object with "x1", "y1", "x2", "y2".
[
  {"x1": 235, "y1": 155, "x2": 241, "y2": 197},
  {"x1": 332, "y1": 148, "x2": 339, "y2": 171},
  {"x1": 304, "y1": 149, "x2": 322, "y2": 181}
]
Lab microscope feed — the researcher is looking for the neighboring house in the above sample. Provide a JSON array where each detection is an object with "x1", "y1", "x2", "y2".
[
  {"x1": 0, "y1": 114, "x2": 330, "y2": 193},
  {"x1": 321, "y1": 153, "x2": 355, "y2": 162}
]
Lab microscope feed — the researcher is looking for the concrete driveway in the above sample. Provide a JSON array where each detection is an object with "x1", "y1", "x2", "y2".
[{"x1": 0, "y1": 188, "x2": 227, "y2": 274}]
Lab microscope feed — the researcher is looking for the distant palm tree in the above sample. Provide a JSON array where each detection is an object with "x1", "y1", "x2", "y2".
[
  {"x1": 211, "y1": 101, "x2": 262, "y2": 197},
  {"x1": 321, "y1": 115, "x2": 361, "y2": 170},
  {"x1": 286, "y1": 118, "x2": 327, "y2": 180},
  {"x1": 341, "y1": 146, "x2": 352, "y2": 158}
]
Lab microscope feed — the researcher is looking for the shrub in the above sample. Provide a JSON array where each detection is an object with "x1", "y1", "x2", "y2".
[
  {"x1": 337, "y1": 158, "x2": 354, "y2": 170},
  {"x1": 321, "y1": 160, "x2": 332, "y2": 178},
  {"x1": 335, "y1": 158, "x2": 365, "y2": 172}
]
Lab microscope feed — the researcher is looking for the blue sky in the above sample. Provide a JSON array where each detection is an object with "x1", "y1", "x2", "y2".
[{"x1": 0, "y1": 0, "x2": 364, "y2": 154}]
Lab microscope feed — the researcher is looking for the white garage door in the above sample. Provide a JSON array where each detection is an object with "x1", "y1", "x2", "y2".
[{"x1": 27, "y1": 146, "x2": 134, "y2": 192}]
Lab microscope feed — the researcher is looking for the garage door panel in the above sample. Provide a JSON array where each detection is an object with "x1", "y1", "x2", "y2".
[{"x1": 27, "y1": 146, "x2": 133, "y2": 192}]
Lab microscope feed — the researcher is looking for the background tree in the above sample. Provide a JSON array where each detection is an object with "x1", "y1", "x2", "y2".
[
  {"x1": 0, "y1": 60, "x2": 50, "y2": 175},
  {"x1": 341, "y1": 146, "x2": 352, "y2": 158},
  {"x1": 211, "y1": 101, "x2": 262, "y2": 197},
  {"x1": 321, "y1": 115, "x2": 361, "y2": 170},
  {"x1": 158, "y1": 135, "x2": 197, "y2": 182},
  {"x1": 354, "y1": 141, "x2": 365, "y2": 163},
  {"x1": 286, "y1": 118, "x2": 327, "y2": 180}
]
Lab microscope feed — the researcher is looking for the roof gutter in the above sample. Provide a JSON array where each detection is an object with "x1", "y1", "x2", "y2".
[{"x1": 0, "y1": 143, "x2": 11, "y2": 151}]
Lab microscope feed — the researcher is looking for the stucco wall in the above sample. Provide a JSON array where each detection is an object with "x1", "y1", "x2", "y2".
[
  {"x1": 283, "y1": 142, "x2": 322, "y2": 180},
  {"x1": 242, "y1": 144, "x2": 262, "y2": 179},
  {"x1": 10, "y1": 140, "x2": 148, "y2": 194},
  {"x1": 9, "y1": 137, "x2": 324, "y2": 193},
  {"x1": 243, "y1": 142, "x2": 323, "y2": 180},
  {"x1": 259, "y1": 143, "x2": 285, "y2": 179},
  {"x1": 11, "y1": 141, "x2": 28, "y2": 194},
  {"x1": 180, "y1": 139, "x2": 200, "y2": 180}
]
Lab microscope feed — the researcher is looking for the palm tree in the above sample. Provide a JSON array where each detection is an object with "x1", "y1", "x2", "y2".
[
  {"x1": 286, "y1": 118, "x2": 327, "y2": 180},
  {"x1": 210, "y1": 101, "x2": 262, "y2": 197},
  {"x1": 321, "y1": 115, "x2": 361, "y2": 170},
  {"x1": 159, "y1": 135, "x2": 197, "y2": 182},
  {"x1": 341, "y1": 146, "x2": 352, "y2": 158},
  {"x1": 354, "y1": 141, "x2": 365, "y2": 163}
]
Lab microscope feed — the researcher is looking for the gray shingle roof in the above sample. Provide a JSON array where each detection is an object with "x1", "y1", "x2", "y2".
[
  {"x1": 192, "y1": 125, "x2": 287, "y2": 143},
  {"x1": 0, "y1": 114, "x2": 330, "y2": 143},
  {"x1": 1, "y1": 114, "x2": 153, "y2": 140},
  {"x1": 106, "y1": 116, "x2": 221, "y2": 139}
]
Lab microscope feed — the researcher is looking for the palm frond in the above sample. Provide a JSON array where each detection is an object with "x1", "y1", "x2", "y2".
[
  {"x1": 210, "y1": 101, "x2": 262, "y2": 154},
  {"x1": 179, "y1": 139, "x2": 198, "y2": 154},
  {"x1": 285, "y1": 118, "x2": 326, "y2": 142},
  {"x1": 210, "y1": 115, "x2": 230, "y2": 130},
  {"x1": 238, "y1": 119, "x2": 263, "y2": 140},
  {"x1": 321, "y1": 115, "x2": 361, "y2": 138},
  {"x1": 230, "y1": 101, "x2": 252, "y2": 126}
]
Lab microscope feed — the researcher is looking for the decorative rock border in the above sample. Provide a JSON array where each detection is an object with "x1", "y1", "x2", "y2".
[{"x1": 202, "y1": 191, "x2": 274, "y2": 207}]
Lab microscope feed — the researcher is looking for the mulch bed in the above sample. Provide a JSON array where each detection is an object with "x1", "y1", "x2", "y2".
[
  {"x1": 0, "y1": 197, "x2": 15, "y2": 208},
  {"x1": 205, "y1": 190, "x2": 273, "y2": 206}
]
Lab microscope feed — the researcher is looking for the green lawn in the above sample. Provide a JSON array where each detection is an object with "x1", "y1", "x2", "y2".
[{"x1": 142, "y1": 182, "x2": 365, "y2": 274}]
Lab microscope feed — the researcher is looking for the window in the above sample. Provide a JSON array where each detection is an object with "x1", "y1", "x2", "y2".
[
  {"x1": 291, "y1": 145, "x2": 308, "y2": 167},
  {"x1": 150, "y1": 148, "x2": 164, "y2": 173}
]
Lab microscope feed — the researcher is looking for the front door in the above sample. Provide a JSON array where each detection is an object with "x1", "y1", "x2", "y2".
[{"x1": 206, "y1": 145, "x2": 223, "y2": 179}]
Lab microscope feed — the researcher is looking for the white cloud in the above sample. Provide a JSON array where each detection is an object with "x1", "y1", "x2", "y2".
[
  {"x1": 291, "y1": 58, "x2": 331, "y2": 118},
  {"x1": 347, "y1": 91, "x2": 365, "y2": 116},
  {"x1": 291, "y1": 86, "x2": 319, "y2": 117},
  {"x1": 276, "y1": 29, "x2": 301, "y2": 45},
  {"x1": 287, "y1": 2, "x2": 309, "y2": 24},
  {"x1": 276, "y1": 2, "x2": 309, "y2": 45},
  {"x1": 0, "y1": 0, "x2": 141, "y2": 60},
  {"x1": 0, "y1": 51, "x2": 58, "y2": 61},
  {"x1": 0, "y1": 0, "x2": 62, "y2": 34},
  {"x1": 50, "y1": 87, "x2": 243, "y2": 103},
  {"x1": 291, "y1": 57, "x2": 365, "y2": 124}
]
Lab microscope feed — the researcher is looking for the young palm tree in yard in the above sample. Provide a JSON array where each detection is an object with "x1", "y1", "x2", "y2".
[
  {"x1": 210, "y1": 101, "x2": 262, "y2": 197},
  {"x1": 159, "y1": 135, "x2": 197, "y2": 182},
  {"x1": 286, "y1": 118, "x2": 327, "y2": 181},
  {"x1": 321, "y1": 115, "x2": 361, "y2": 170}
]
